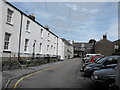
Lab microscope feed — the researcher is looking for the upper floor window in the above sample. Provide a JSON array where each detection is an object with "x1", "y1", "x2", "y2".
[
  {"x1": 4, "y1": 33, "x2": 11, "y2": 50},
  {"x1": 40, "y1": 29, "x2": 43, "y2": 37},
  {"x1": 47, "y1": 45, "x2": 49, "y2": 53},
  {"x1": 26, "y1": 20, "x2": 30, "y2": 31},
  {"x1": 48, "y1": 33, "x2": 50, "y2": 41},
  {"x1": 7, "y1": 8, "x2": 13, "y2": 24},
  {"x1": 54, "y1": 37, "x2": 56, "y2": 44},
  {"x1": 24, "y1": 39, "x2": 29, "y2": 52}
]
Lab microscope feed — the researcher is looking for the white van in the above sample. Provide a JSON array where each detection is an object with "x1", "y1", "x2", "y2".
[
  {"x1": 83, "y1": 54, "x2": 102, "y2": 62},
  {"x1": 86, "y1": 54, "x2": 101, "y2": 57}
]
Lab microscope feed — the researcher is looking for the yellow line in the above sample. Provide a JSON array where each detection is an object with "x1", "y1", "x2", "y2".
[{"x1": 13, "y1": 64, "x2": 61, "y2": 88}]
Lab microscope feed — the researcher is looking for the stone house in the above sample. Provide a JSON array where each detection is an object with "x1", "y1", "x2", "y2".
[
  {"x1": 73, "y1": 42, "x2": 93, "y2": 57},
  {"x1": 94, "y1": 34, "x2": 114, "y2": 56}
]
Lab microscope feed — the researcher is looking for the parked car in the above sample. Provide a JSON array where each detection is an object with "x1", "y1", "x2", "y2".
[
  {"x1": 91, "y1": 67, "x2": 117, "y2": 89},
  {"x1": 83, "y1": 56, "x2": 119, "y2": 77},
  {"x1": 89, "y1": 56, "x2": 103, "y2": 62},
  {"x1": 83, "y1": 54, "x2": 102, "y2": 63},
  {"x1": 80, "y1": 56, "x2": 104, "y2": 72}
]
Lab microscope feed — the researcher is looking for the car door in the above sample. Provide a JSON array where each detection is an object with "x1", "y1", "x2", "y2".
[
  {"x1": 102, "y1": 57, "x2": 117, "y2": 69},
  {"x1": 101, "y1": 57, "x2": 117, "y2": 69}
]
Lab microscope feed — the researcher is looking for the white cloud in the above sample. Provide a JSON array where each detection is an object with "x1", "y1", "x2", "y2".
[
  {"x1": 65, "y1": 3, "x2": 78, "y2": 11},
  {"x1": 81, "y1": 8, "x2": 88, "y2": 12},
  {"x1": 107, "y1": 23, "x2": 118, "y2": 40},
  {"x1": 35, "y1": 11, "x2": 52, "y2": 18},
  {"x1": 89, "y1": 9, "x2": 98, "y2": 14},
  {"x1": 7, "y1": 0, "x2": 120, "y2": 2}
]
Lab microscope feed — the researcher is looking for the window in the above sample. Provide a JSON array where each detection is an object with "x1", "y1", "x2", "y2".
[
  {"x1": 39, "y1": 43, "x2": 42, "y2": 53},
  {"x1": 7, "y1": 8, "x2": 13, "y2": 23},
  {"x1": 40, "y1": 29, "x2": 43, "y2": 37},
  {"x1": 24, "y1": 39, "x2": 29, "y2": 52},
  {"x1": 47, "y1": 45, "x2": 49, "y2": 53},
  {"x1": 26, "y1": 20, "x2": 30, "y2": 31},
  {"x1": 54, "y1": 37, "x2": 56, "y2": 44},
  {"x1": 103, "y1": 57, "x2": 118, "y2": 65},
  {"x1": 4, "y1": 33, "x2": 11, "y2": 50},
  {"x1": 48, "y1": 33, "x2": 50, "y2": 41}
]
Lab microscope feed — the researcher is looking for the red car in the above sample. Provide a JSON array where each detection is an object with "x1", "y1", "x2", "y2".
[{"x1": 89, "y1": 56, "x2": 103, "y2": 62}]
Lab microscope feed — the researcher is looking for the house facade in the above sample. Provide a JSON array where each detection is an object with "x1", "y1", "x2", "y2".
[
  {"x1": 73, "y1": 42, "x2": 93, "y2": 57},
  {"x1": 0, "y1": 0, "x2": 74, "y2": 68},
  {"x1": 58, "y1": 38, "x2": 74, "y2": 60},
  {"x1": 94, "y1": 34, "x2": 114, "y2": 56}
]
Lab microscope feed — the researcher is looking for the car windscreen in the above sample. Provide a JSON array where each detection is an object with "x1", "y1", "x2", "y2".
[
  {"x1": 95, "y1": 57, "x2": 103, "y2": 63},
  {"x1": 96, "y1": 57, "x2": 108, "y2": 64}
]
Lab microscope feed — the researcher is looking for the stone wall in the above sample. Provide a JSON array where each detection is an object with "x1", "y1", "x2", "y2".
[
  {"x1": 2, "y1": 55, "x2": 60, "y2": 71},
  {"x1": 94, "y1": 40, "x2": 114, "y2": 56}
]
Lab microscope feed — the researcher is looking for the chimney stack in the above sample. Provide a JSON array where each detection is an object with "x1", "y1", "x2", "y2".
[
  {"x1": 103, "y1": 33, "x2": 107, "y2": 40},
  {"x1": 44, "y1": 25, "x2": 49, "y2": 30},
  {"x1": 29, "y1": 13, "x2": 35, "y2": 20}
]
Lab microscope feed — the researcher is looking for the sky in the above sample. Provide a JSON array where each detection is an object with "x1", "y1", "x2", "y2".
[{"x1": 10, "y1": 1, "x2": 118, "y2": 42}]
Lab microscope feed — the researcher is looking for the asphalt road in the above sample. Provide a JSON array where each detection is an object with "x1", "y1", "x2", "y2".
[{"x1": 8, "y1": 58, "x2": 96, "y2": 89}]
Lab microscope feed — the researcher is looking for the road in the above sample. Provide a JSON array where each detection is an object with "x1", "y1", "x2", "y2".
[{"x1": 9, "y1": 58, "x2": 96, "y2": 89}]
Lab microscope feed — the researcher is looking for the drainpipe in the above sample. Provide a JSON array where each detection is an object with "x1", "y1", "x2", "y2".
[
  {"x1": 57, "y1": 37, "x2": 58, "y2": 57},
  {"x1": 18, "y1": 12, "x2": 23, "y2": 64}
]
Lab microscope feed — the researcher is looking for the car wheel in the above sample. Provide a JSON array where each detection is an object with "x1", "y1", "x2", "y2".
[{"x1": 106, "y1": 80, "x2": 117, "y2": 90}]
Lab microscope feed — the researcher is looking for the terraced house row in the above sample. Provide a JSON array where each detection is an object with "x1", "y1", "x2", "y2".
[{"x1": 0, "y1": 0, "x2": 74, "y2": 69}]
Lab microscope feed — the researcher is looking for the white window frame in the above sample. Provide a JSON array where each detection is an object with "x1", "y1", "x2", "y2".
[
  {"x1": 26, "y1": 20, "x2": 30, "y2": 32},
  {"x1": 47, "y1": 45, "x2": 49, "y2": 54},
  {"x1": 24, "y1": 39, "x2": 29, "y2": 52},
  {"x1": 4, "y1": 33, "x2": 11, "y2": 51},
  {"x1": 6, "y1": 8, "x2": 13, "y2": 25},
  {"x1": 40, "y1": 29, "x2": 43, "y2": 38},
  {"x1": 51, "y1": 45, "x2": 53, "y2": 54},
  {"x1": 39, "y1": 43, "x2": 42, "y2": 53},
  {"x1": 48, "y1": 33, "x2": 50, "y2": 41}
]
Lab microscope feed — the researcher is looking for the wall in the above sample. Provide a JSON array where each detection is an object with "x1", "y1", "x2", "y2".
[
  {"x1": 58, "y1": 38, "x2": 64, "y2": 60},
  {"x1": 20, "y1": 15, "x2": 58, "y2": 58},
  {"x1": 94, "y1": 40, "x2": 114, "y2": 56}
]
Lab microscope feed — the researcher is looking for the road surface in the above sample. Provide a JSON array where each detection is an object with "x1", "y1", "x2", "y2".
[{"x1": 8, "y1": 58, "x2": 97, "y2": 89}]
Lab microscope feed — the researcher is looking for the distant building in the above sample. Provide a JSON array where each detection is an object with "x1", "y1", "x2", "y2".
[
  {"x1": 58, "y1": 38, "x2": 74, "y2": 60},
  {"x1": 94, "y1": 34, "x2": 114, "y2": 56},
  {"x1": 73, "y1": 42, "x2": 93, "y2": 57},
  {"x1": 113, "y1": 39, "x2": 120, "y2": 52}
]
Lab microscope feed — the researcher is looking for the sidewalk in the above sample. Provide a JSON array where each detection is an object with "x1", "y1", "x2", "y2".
[{"x1": 2, "y1": 61, "x2": 63, "y2": 89}]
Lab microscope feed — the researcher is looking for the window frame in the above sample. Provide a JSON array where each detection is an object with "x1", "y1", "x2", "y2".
[
  {"x1": 24, "y1": 39, "x2": 29, "y2": 52},
  {"x1": 39, "y1": 43, "x2": 42, "y2": 53},
  {"x1": 6, "y1": 8, "x2": 13, "y2": 25},
  {"x1": 4, "y1": 32, "x2": 11, "y2": 51},
  {"x1": 26, "y1": 20, "x2": 30, "y2": 32}
]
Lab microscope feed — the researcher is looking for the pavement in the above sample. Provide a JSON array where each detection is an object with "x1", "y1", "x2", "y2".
[{"x1": 2, "y1": 61, "x2": 64, "y2": 89}]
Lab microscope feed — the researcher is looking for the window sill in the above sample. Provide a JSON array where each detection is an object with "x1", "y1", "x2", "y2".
[
  {"x1": 24, "y1": 51, "x2": 29, "y2": 54},
  {"x1": 3, "y1": 50, "x2": 11, "y2": 53},
  {"x1": 41, "y1": 36, "x2": 43, "y2": 39},
  {"x1": 26, "y1": 30, "x2": 30, "y2": 33},
  {"x1": 6, "y1": 22, "x2": 14, "y2": 26}
]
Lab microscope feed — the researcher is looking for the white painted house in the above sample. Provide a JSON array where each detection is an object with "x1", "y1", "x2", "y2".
[
  {"x1": 1, "y1": 0, "x2": 22, "y2": 60},
  {"x1": 58, "y1": 38, "x2": 74, "y2": 60},
  {"x1": 0, "y1": 1, "x2": 74, "y2": 66}
]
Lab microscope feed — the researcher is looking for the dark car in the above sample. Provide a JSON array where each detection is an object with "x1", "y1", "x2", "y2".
[
  {"x1": 91, "y1": 67, "x2": 117, "y2": 88},
  {"x1": 80, "y1": 56, "x2": 104, "y2": 72},
  {"x1": 83, "y1": 56, "x2": 119, "y2": 77}
]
